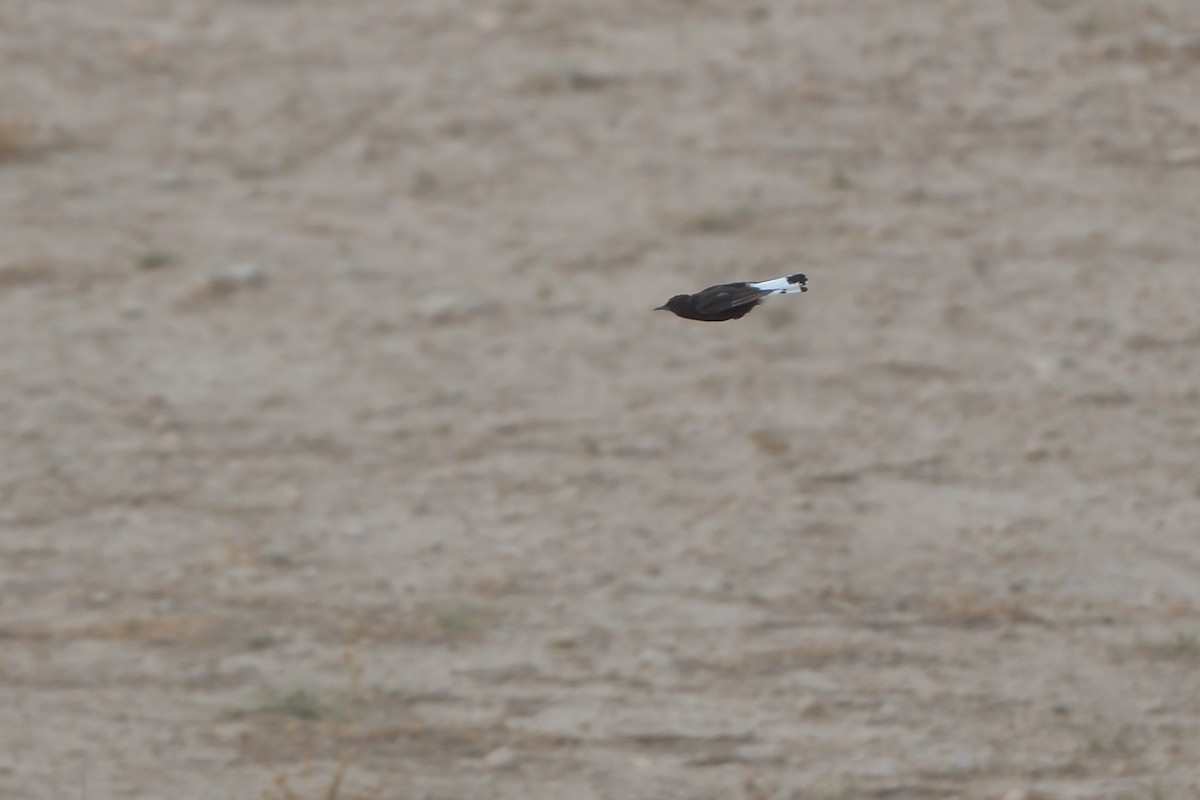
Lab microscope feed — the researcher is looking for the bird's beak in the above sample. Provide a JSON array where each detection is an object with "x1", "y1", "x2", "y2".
[{"x1": 654, "y1": 304, "x2": 668, "y2": 311}]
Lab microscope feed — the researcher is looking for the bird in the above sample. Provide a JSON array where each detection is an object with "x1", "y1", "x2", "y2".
[{"x1": 655, "y1": 273, "x2": 808, "y2": 321}]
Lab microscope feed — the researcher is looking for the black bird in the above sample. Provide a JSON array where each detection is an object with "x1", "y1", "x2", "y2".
[{"x1": 655, "y1": 273, "x2": 808, "y2": 321}]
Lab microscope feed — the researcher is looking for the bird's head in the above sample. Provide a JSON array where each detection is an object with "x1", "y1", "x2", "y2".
[{"x1": 655, "y1": 294, "x2": 690, "y2": 312}]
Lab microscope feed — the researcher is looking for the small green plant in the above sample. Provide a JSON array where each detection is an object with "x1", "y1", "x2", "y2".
[
  {"x1": 687, "y1": 206, "x2": 754, "y2": 234},
  {"x1": 434, "y1": 604, "x2": 480, "y2": 634},
  {"x1": 244, "y1": 631, "x2": 279, "y2": 650},
  {"x1": 1084, "y1": 723, "x2": 1132, "y2": 755},
  {"x1": 233, "y1": 158, "x2": 279, "y2": 179},
  {"x1": 1143, "y1": 631, "x2": 1200, "y2": 660},
  {"x1": 1073, "y1": 11, "x2": 1099, "y2": 38},
  {"x1": 136, "y1": 249, "x2": 176, "y2": 270},
  {"x1": 258, "y1": 688, "x2": 323, "y2": 720},
  {"x1": 829, "y1": 164, "x2": 853, "y2": 190}
]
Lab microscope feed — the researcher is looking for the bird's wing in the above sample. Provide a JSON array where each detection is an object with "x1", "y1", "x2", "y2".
[{"x1": 692, "y1": 283, "x2": 766, "y2": 314}]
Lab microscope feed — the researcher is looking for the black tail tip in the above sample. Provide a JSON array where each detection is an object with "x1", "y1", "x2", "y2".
[{"x1": 787, "y1": 273, "x2": 807, "y2": 286}]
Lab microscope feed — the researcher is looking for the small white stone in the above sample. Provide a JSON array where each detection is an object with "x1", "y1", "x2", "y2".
[
  {"x1": 546, "y1": 629, "x2": 583, "y2": 649},
  {"x1": 220, "y1": 262, "x2": 267, "y2": 287},
  {"x1": 418, "y1": 292, "x2": 468, "y2": 322},
  {"x1": 483, "y1": 746, "x2": 517, "y2": 769},
  {"x1": 636, "y1": 647, "x2": 673, "y2": 669},
  {"x1": 154, "y1": 169, "x2": 188, "y2": 189},
  {"x1": 1165, "y1": 147, "x2": 1200, "y2": 166},
  {"x1": 333, "y1": 261, "x2": 376, "y2": 278},
  {"x1": 794, "y1": 694, "x2": 814, "y2": 712},
  {"x1": 218, "y1": 654, "x2": 264, "y2": 680},
  {"x1": 736, "y1": 743, "x2": 785, "y2": 763}
]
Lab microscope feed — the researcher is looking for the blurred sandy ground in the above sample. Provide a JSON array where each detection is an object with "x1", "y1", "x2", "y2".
[{"x1": 1, "y1": 1, "x2": 1199, "y2": 798}]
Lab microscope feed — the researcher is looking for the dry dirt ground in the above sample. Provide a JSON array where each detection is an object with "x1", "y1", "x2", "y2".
[{"x1": 3, "y1": 1, "x2": 1200, "y2": 798}]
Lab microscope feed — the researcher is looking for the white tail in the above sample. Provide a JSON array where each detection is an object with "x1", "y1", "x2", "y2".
[{"x1": 748, "y1": 273, "x2": 807, "y2": 295}]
